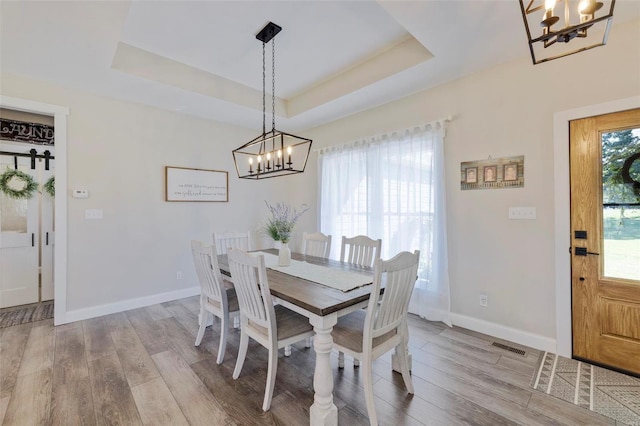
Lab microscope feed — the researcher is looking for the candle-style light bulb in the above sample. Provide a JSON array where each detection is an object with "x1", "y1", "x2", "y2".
[
  {"x1": 249, "y1": 157, "x2": 254, "y2": 174},
  {"x1": 266, "y1": 152, "x2": 272, "y2": 170},
  {"x1": 276, "y1": 150, "x2": 282, "y2": 168},
  {"x1": 257, "y1": 155, "x2": 262, "y2": 173},
  {"x1": 578, "y1": 0, "x2": 600, "y2": 19},
  {"x1": 286, "y1": 146, "x2": 292, "y2": 167},
  {"x1": 541, "y1": 0, "x2": 559, "y2": 30}
]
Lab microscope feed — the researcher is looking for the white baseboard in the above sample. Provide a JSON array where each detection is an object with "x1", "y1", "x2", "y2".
[
  {"x1": 450, "y1": 313, "x2": 556, "y2": 353},
  {"x1": 64, "y1": 286, "x2": 200, "y2": 324}
]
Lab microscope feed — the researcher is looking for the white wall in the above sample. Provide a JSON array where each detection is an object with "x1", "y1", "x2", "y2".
[
  {"x1": 0, "y1": 72, "x2": 311, "y2": 317},
  {"x1": 298, "y1": 19, "x2": 640, "y2": 346}
]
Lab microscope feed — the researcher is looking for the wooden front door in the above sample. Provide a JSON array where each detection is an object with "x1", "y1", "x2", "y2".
[{"x1": 570, "y1": 108, "x2": 640, "y2": 375}]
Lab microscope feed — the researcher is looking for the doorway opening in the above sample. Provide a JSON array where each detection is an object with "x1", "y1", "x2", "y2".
[{"x1": 0, "y1": 95, "x2": 69, "y2": 325}]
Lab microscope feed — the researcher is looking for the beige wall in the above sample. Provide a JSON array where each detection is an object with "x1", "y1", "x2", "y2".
[
  {"x1": 299, "y1": 19, "x2": 640, "y2": 340},
  {"x1": 0, "y1": 73, "x2": 310, "y2": 312},
  {"x1": 1, "y1": 18, "x2": 638, "y2": 342}
]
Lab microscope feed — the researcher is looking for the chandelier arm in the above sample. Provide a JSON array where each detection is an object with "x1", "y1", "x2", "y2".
[{"x1": 529, "y1": 14, "x2": 613, "y2": 44}]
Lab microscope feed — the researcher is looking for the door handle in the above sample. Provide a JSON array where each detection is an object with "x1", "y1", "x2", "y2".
[
  {"x1": 46, "y1": 232, "x2": 49, "y2": 246},
  {"x1": 574, "y1": 247, "x2": 599, "y2": 256},
  {"x1": 32, "y1": 233, "x2": 35, "y2": 247}
]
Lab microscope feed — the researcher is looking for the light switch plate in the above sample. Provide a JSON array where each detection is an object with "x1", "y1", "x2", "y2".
[{"x1": 508, "y1": 207, "x2": 536, "y2": 220}]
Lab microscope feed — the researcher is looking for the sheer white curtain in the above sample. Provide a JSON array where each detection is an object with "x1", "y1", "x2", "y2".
[{"x1": 318, "y1": 121, "x2": 451, "y2": 325}]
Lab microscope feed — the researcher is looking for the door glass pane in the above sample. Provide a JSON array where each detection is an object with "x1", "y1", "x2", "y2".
[
  {"x1": 602, "y1": 128, "x2": 640, "y2": 281},
  {"x1": 0, "y1": 165, "x2": 29, "y2": 233}
]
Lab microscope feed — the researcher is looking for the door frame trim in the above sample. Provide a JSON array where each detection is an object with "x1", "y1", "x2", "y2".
[
  {"x1": 0, "y1": 95, "x2": 69, "y2": 325},
  {"x1": 553, "y1": 95, "x2": 640, "y2": 357}
]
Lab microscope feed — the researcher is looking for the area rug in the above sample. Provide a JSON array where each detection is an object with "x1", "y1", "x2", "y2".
[
  {"x1": 0, "y1": 301, "x2": 54, "y2": 328},
  {"x1": 531, "y1": 351, "x2": 640, "y2": 425}
]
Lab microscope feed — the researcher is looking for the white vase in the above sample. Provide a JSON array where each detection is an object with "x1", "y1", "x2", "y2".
[{"x1": 278, "y1": 242, "x2": 291, "y2": 266}]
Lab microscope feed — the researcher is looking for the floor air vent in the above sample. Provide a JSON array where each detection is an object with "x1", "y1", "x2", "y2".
[{"x1": 491, "y1": 342, "x2": 526, "y2": 356}]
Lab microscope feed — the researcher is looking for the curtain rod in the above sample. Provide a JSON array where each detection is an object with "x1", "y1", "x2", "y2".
[{"x1": 314, "y1": 115, "x2": 454, "y2": 154}]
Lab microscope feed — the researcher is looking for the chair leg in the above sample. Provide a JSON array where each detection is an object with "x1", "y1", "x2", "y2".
[
  {"x1": 362, "y1": 356, "x2": 378, "y2": 426},
  {"x1": 338, "y1": 351, "x2": 345, "y2": 369},
  {"x1": 263, "y1": 346, "x2": 278, "y2": 411},
  {"x1": 354, "y1": 358, "x2": 360, "y2": 367},
  {"x1": 233, "y1": 316, "x2": 240, "y2": 329},
  {"x1": 216, "y1": 314, "x2": 230, "y2": 365},
  {"x1": 233, "y1": 329, "x2": 249, "y2": 379},
  {"x1": 305, "y1": 336, "x2": 312, "y2": 348},
  {"x1": 284, "y1": 345, "x2": 291, "y2": 357},
  {"x1": 397, "y1": 340, "x2": 414, "y2": 394},
  {"x1": 195, "y1": 310, "x2": 209, "y2": 346}
]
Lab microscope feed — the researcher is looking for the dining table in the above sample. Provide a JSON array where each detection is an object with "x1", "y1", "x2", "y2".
[{"x1": 217, "y1": 249, "x2": 383, "y2": 426}]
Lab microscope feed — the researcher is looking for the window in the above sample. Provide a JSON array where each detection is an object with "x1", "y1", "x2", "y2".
[{"x1": 318, "y1": 122, "x2": 451, "y2": 324}]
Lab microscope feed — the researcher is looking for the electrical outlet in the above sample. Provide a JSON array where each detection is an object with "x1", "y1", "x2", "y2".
[
  {"x1": 176, "y1": 271, "x2": 183, "y2": 280},
  {"x1": 479, "y1": 294, "x2": 488, "y2": 307}
]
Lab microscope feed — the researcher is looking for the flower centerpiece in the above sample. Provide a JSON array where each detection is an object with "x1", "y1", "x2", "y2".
[{"x1": 264, "y1": 201, "x2": 309, "y2": 266}]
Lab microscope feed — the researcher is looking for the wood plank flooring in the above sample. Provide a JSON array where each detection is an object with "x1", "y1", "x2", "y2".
[{"x1": 0, "y1": 296, "x2": 618, "y2": 425}]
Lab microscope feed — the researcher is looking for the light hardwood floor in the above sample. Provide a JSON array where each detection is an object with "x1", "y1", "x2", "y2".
[{"x1": 0, "y1": 296, "x2": 616, "y2": 425}]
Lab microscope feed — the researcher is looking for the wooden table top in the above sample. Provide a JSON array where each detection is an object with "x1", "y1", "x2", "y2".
[{"x1": 218, "y1": 249, "x2": 376, "y2": 317}]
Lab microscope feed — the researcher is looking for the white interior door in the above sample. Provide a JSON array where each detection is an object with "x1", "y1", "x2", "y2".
[{"x1": 0, "y1": 156, "x2": 39, "y2": 308}]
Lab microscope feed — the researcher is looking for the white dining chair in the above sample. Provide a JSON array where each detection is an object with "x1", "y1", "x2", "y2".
[
  {"x1": 338, "y1": 235, "x2": 383, "y2": 366},
  {"x1": 340, "y1": 235, "x2": 382, "y2": 268},
  {"x1": 298, "y1": 231, "x2": 332, "y2": 350},
  {"x1": 332, "y1": 250, "x2": 420, "y2": 426},
  {"x1": 227, "y1": 248, "x2": 315, "y2": 411},
  {"x1": 190, "y1": 240, "x2": 240, "y2": 365},
  {"x1": 213, "y1": 231, "x2": 251, "y2": 255},
  {"x1": 303, "y1": 231, "x2": 332, "y2": 259}
]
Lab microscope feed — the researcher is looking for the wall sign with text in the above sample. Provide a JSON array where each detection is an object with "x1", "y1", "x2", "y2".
[
  {"x1": 0, "y1": 118, "x2": 54, "y2": 145},
  {"x1": 165, "y1": 166, "x2": 228, "y2": 202},
  {"x1": 460, "y1": 155, "x2": 524, "y2": 190}
]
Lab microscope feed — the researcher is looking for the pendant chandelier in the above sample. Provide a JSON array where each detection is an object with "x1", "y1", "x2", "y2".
[
  {"x1": 519, "y1": 0, "x2": 615, "y2": 65},
  {"x1": 232, "y1": 22, "x2": 312, "y2": 180}
]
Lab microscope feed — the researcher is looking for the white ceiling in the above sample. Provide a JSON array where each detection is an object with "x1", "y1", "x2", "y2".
[{"x1": 1, "y1": 1, "x2": 638, "y2": 132}]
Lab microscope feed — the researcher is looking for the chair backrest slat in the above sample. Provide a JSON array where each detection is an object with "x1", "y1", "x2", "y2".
[
  {"x1": 365, "y1": 250, "x2": 420, "y2": 340},
  {"x1": 340, "y1": 235, "x2": 382, "y2": 268},
  {"x1": 191, "y1": 240, "x2": 225, "y2": 302},
  {"x1": 214, "y1": 231, "x2": 250, "y2": 255},
  {"x1": 303, "y1": 232, "x2": 332, "y2": 259},
  {"x1": 227, "y1": 249, "x2": 274, "y2": 331}
]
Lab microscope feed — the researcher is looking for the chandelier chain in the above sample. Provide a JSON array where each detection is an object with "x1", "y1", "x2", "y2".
[
  {"x1": 262, "y1": 42, "x2": 266, "y2": 136},
  {"x1": 272, "y1": 38, "x2": 276, "y2": 132}
]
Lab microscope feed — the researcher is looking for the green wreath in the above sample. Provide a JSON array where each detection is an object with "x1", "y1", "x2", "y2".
[
  {"x1": 0, "y1": 169, "x2": 39, "y2": 199},
  {"x1": 43, "y1": 176, "x2": 55, "y2": 198}
]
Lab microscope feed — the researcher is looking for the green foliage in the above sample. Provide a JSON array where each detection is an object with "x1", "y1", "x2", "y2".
[
  {"x1": 43, "y1": 176, "x2": 55, "y2": 197},
  {"x1": 602, "y1": 129, "x2": 640, "y2": 204},
  {"x1": 0, "y1": 168, "x2": 39, "y2": 199},
  {"x1": 264, "y1": 201, "x2": 309, "y2": 243}
]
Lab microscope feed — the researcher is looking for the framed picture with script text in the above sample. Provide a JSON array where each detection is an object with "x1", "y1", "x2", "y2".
[{"x1": 165, "y1": 166, "x2": 228, "y2": 202}]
